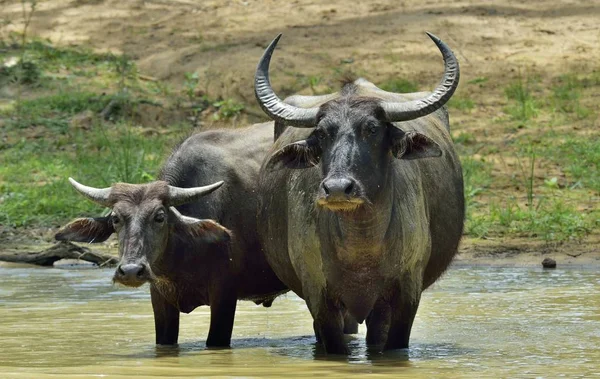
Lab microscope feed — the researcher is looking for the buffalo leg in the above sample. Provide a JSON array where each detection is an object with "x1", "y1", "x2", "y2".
[
  {"x1": 343, "y1": 312, "x2": 359, "y2": 334},
  {"x1": 311, "y1": 298, "x2": 347, "y2": 354},
  {"x1": 366, "y1": 300, "x2": 391, "y2": 348},
  {"x1": 384, "y1": 290, "x2": 421, "y2": 351},
  {"x1": 313, "y1": 320, "x2": 322, "y2": 343},
  {"x1": 206, "y1": 284, "x2": 237, "y2": 348},
  {"x1": 151, "y1": 285, "x2": 180, "y2": 345}
]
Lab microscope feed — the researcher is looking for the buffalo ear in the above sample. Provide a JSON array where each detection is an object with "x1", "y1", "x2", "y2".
[
  {"x1": 171, "y1": 207, "x2": 231, "y2": 244},
  {"x1": 265, "y1": 140, "x2": 321, "y2": 171},
  {"x1": 391, "y1": 130, "x2": 442, "y2": 160},
  {"x1": 55, "y1": 217, "x2": 114, "y2": 243}
]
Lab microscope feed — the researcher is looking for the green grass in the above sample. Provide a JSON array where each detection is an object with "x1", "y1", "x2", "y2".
[
  {"x1": 0, "y1": 123, "x2": 174, "y2": 227},
  {"x1": 550, "y1": 74, "x2": 592, "y2": 119},
  {"x1": 379, "y1": 78, "x2": 419, "y2": 93},
  {"x1": 448, "y1": 96, "x2": 475, "y2": 111},
  {"x1": 463, "y1": 70, "x2": 599, "y2": 242},
  {"x1": 1, "y1": 38, "x2": 598, "y2": 246},
  {"x1": 468, "y1": 198, "x2": 595, "y2": 243},
  {"x1": 543, "y1": 136, "x2": 600, "y2": 193},
  {"x1": 504, "y1": 77, "x2": 539, "y2": 122},
  {"x1": 0, "y1": 40, "x2": 235, "y2": 227}
]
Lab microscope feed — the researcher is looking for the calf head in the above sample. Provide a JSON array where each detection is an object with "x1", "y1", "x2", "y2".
[
  {"x1": 56, "y1": 178, "x2": 230, "y2": 287},
  {"x1": 255, "y1": 33, "x2": 459, "y2": 211}
]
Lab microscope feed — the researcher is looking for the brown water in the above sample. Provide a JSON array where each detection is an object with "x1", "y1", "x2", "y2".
[{"x1": 0, "y1": 264, "x2": 599, "y2": 378}]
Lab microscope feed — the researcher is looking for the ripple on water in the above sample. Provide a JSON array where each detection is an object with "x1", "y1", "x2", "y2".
[{"x1": 0, "y1": 266, "x2": 599, "y2": 377}]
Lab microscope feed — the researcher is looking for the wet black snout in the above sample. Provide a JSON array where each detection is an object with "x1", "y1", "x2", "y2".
[
  {"x1": 114, "y1": 263, "x2": 149, "y2": 286},
  {"x1": 322, "y1": 178, "x2": 355, "y2": 200}
]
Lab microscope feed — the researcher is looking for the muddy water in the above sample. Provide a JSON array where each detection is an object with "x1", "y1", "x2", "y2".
[{"x1": 0, "y1": 265, "x2": 598, "y2": 378}]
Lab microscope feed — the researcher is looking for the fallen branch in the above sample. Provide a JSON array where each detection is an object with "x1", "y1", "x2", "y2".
[{"x1": 0, "y1": 241, "x2": 118, "y2": 267}]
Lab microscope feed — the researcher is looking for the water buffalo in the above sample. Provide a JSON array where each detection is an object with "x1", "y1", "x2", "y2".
[
  {"x1": 56, "y1": 124, "x2": 288, "y2": 347},
  {"x1": 254, "y1": 33, "x2": 464, "y2": 354}
]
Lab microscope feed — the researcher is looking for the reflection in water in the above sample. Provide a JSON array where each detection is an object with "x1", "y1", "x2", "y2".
[{"x1": 0, "y1": 265, "x2": 599, "y2": 377}]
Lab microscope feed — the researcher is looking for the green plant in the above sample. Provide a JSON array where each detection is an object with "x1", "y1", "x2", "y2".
[
  {"x1": 453, "y1": 132, "x2": 477, "y2": 145},
  {"x1": 551, "y1": 74, "x2": 591, "y2": 119},
  {"x1": 514, "y1": 146, "x2": 537, "y2": 211},
  {"x1": 379, "y1": 78, "x2": 419, "y2": 93},
  {"x1": 448, "y1": 96, "x2": 475, "y2": 111},
  {"x1": 308, "y1": 75, "x2": 322, "y2": 95},
  {"x1": 461, "y1": 156, "x2": 492, "y2": 210},
  {"x1": 504, "y1": 76, "x2": 538, "y2": 122},
  {"x1": 212, "y1": 98, "x2": 244, "y2": 121},
  {"x1": 468, "y1": 77, "x2": 488, "y2": 85}
]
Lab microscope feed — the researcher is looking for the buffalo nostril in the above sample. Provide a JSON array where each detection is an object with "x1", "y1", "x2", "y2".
[
  {"x1": 118, "y1": 263, "x2": 145, "y2": 278},
  {"x1": 322, "y1": 178, "x2": 355, "y2": 199},
  {"x1": 344, "y1": 181, "x2": 354, "y2": 195}
]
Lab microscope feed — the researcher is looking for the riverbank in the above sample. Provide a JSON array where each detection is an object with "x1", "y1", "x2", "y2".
[{"x1": 1, "y1": 226, "x2": 598, "y2": 268}]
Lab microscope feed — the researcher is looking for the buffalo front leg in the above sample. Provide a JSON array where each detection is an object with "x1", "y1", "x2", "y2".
[
  {"x1": 206, "y1": 284, "x2": 237, "y2": 348},
  {"x1": 384, "y1": 289, "x2": 421, "y2": 351},
  {"x1": 366, "y1": 299, "x2": 391, "y2": 349},
  {"x1": 310, "y1": 297, "x2": 348, "y2": 354},
  {"x1": 343, "y1": 312, "x2": 359, "y2": 334},
  {"x1": 151, "y1": 285, "x2": 180, "y2": 345}
]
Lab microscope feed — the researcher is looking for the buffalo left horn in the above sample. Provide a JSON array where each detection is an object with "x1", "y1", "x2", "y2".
[
  {"x1": 380, "y1": 32, "x2": 460, "y2": 122},
  {"x1": 68, "y1": 177, "x2": 112, "y2": 207},
  {"x1": 168, "y1": 181, "x2": 224, "y2": 206}
]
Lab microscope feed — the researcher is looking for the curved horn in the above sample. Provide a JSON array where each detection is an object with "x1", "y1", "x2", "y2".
[
  {"x1": 381, "y1": 32, "x2": 460, "y2": 122},
  {"x1": 168, "y1": 181, "x2": 224, "y2": 207},
  {"x1": 68, "y1": 177, "x2": 112, "y2": 207},
  {"x1": 254, "y1": 34, "x2": 319, "y2": 127}
]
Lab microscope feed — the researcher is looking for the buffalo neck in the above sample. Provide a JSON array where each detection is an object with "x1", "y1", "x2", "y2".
[{"x1": 319, "y1": 173, "x2": 394, "y2": 265}]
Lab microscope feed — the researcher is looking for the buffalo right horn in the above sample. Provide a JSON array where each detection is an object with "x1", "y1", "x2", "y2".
[
  {"x1": 68, "y1": 177, "x2": 112, "y2": 207},
  {"x1": 168, "y1": 181, "x2": 224, "y2": 207},
  {"x1": 254, "y1": 34, "x2": 319, "y2": 127}
]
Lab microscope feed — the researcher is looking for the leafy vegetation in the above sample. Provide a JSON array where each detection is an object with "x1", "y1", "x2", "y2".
[{"x1": 459, "y1": 69, "x2": 599, "y2": 243}]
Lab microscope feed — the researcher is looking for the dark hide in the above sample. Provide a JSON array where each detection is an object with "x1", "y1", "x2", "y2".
[
  {"x1": 57, "y1": 123, "x2": 289, "y2": 347},
  {"x1": 258, "y1": 79, "x2": 464, "y2": 354}
]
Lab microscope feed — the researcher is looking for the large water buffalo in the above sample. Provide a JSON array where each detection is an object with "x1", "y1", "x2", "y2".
[
  {"x1": 56, "y1": 124, "x2": 288, "y2": 347},
  {"x1": 254, "y1": 33, "x2": 464, "y2": 354}
]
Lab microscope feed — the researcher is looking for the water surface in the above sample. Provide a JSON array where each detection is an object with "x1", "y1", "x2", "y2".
[{"x1": 0, "y1": 264, "x2": 599, "y2": 378}]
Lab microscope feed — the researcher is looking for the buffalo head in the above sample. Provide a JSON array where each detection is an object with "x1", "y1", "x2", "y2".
[
  {"x1": 56, "y1": 178, "x2": 230, "y2": 287},
  {"x1": 255, "y1": 33, "x2": 459, "y2": 211}
]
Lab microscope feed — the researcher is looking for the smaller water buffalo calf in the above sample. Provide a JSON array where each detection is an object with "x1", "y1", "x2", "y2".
[{"x1": 56, "y1": 124, "x2": 288, "y2": 347}]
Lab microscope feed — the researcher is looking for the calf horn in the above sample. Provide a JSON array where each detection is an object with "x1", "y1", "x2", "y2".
[
  {"x1": 168, "y1": 181, "x2": 224, "y2": 206},
  {"x1": 68, "y1": 177, "x2": 112, "y2": 207},
  {"x1": 254, "y1": 32, "x2": 459, "y2": 126}
]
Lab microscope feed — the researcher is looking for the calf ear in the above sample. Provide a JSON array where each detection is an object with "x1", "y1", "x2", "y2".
[
  {"x1": 171, "y1": 207, "x2": 231, "y2": 244},
  {"x1": 391, "y1": 130, "x2": 442, "y2": 160},
  {"x1": 55, "y1": 217, "x2": 114, "y2": 243},
  {"x1": 265, "y1": 139, "x2": 321, "y2": 171}
]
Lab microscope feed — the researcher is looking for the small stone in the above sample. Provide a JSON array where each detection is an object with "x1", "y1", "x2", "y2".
[{"x1": 542, "y1": 258, "x2": 556, "y2": 269}]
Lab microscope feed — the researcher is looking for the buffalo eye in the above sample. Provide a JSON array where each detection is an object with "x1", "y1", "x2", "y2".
[
  {"x1": 111, "y1": 214, "x2": 121, "y2": 227},
  {"x1": 368, "y1": 125, "x2": 378, "y2": 135},
  {"x1": 315, "y1": 129, "x2": 327, "y2": 140},
  {"x1": 154, "y1": 212, "x2": 166, "y2": 224}
]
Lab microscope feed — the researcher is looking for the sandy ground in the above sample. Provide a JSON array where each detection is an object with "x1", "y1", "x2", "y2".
[
  {"x1": 1, "y1": 0, "x2": 599, "y2": 266},
  {"x1": 3, "y1": 0, "x2": 599, "y2": 108}
]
